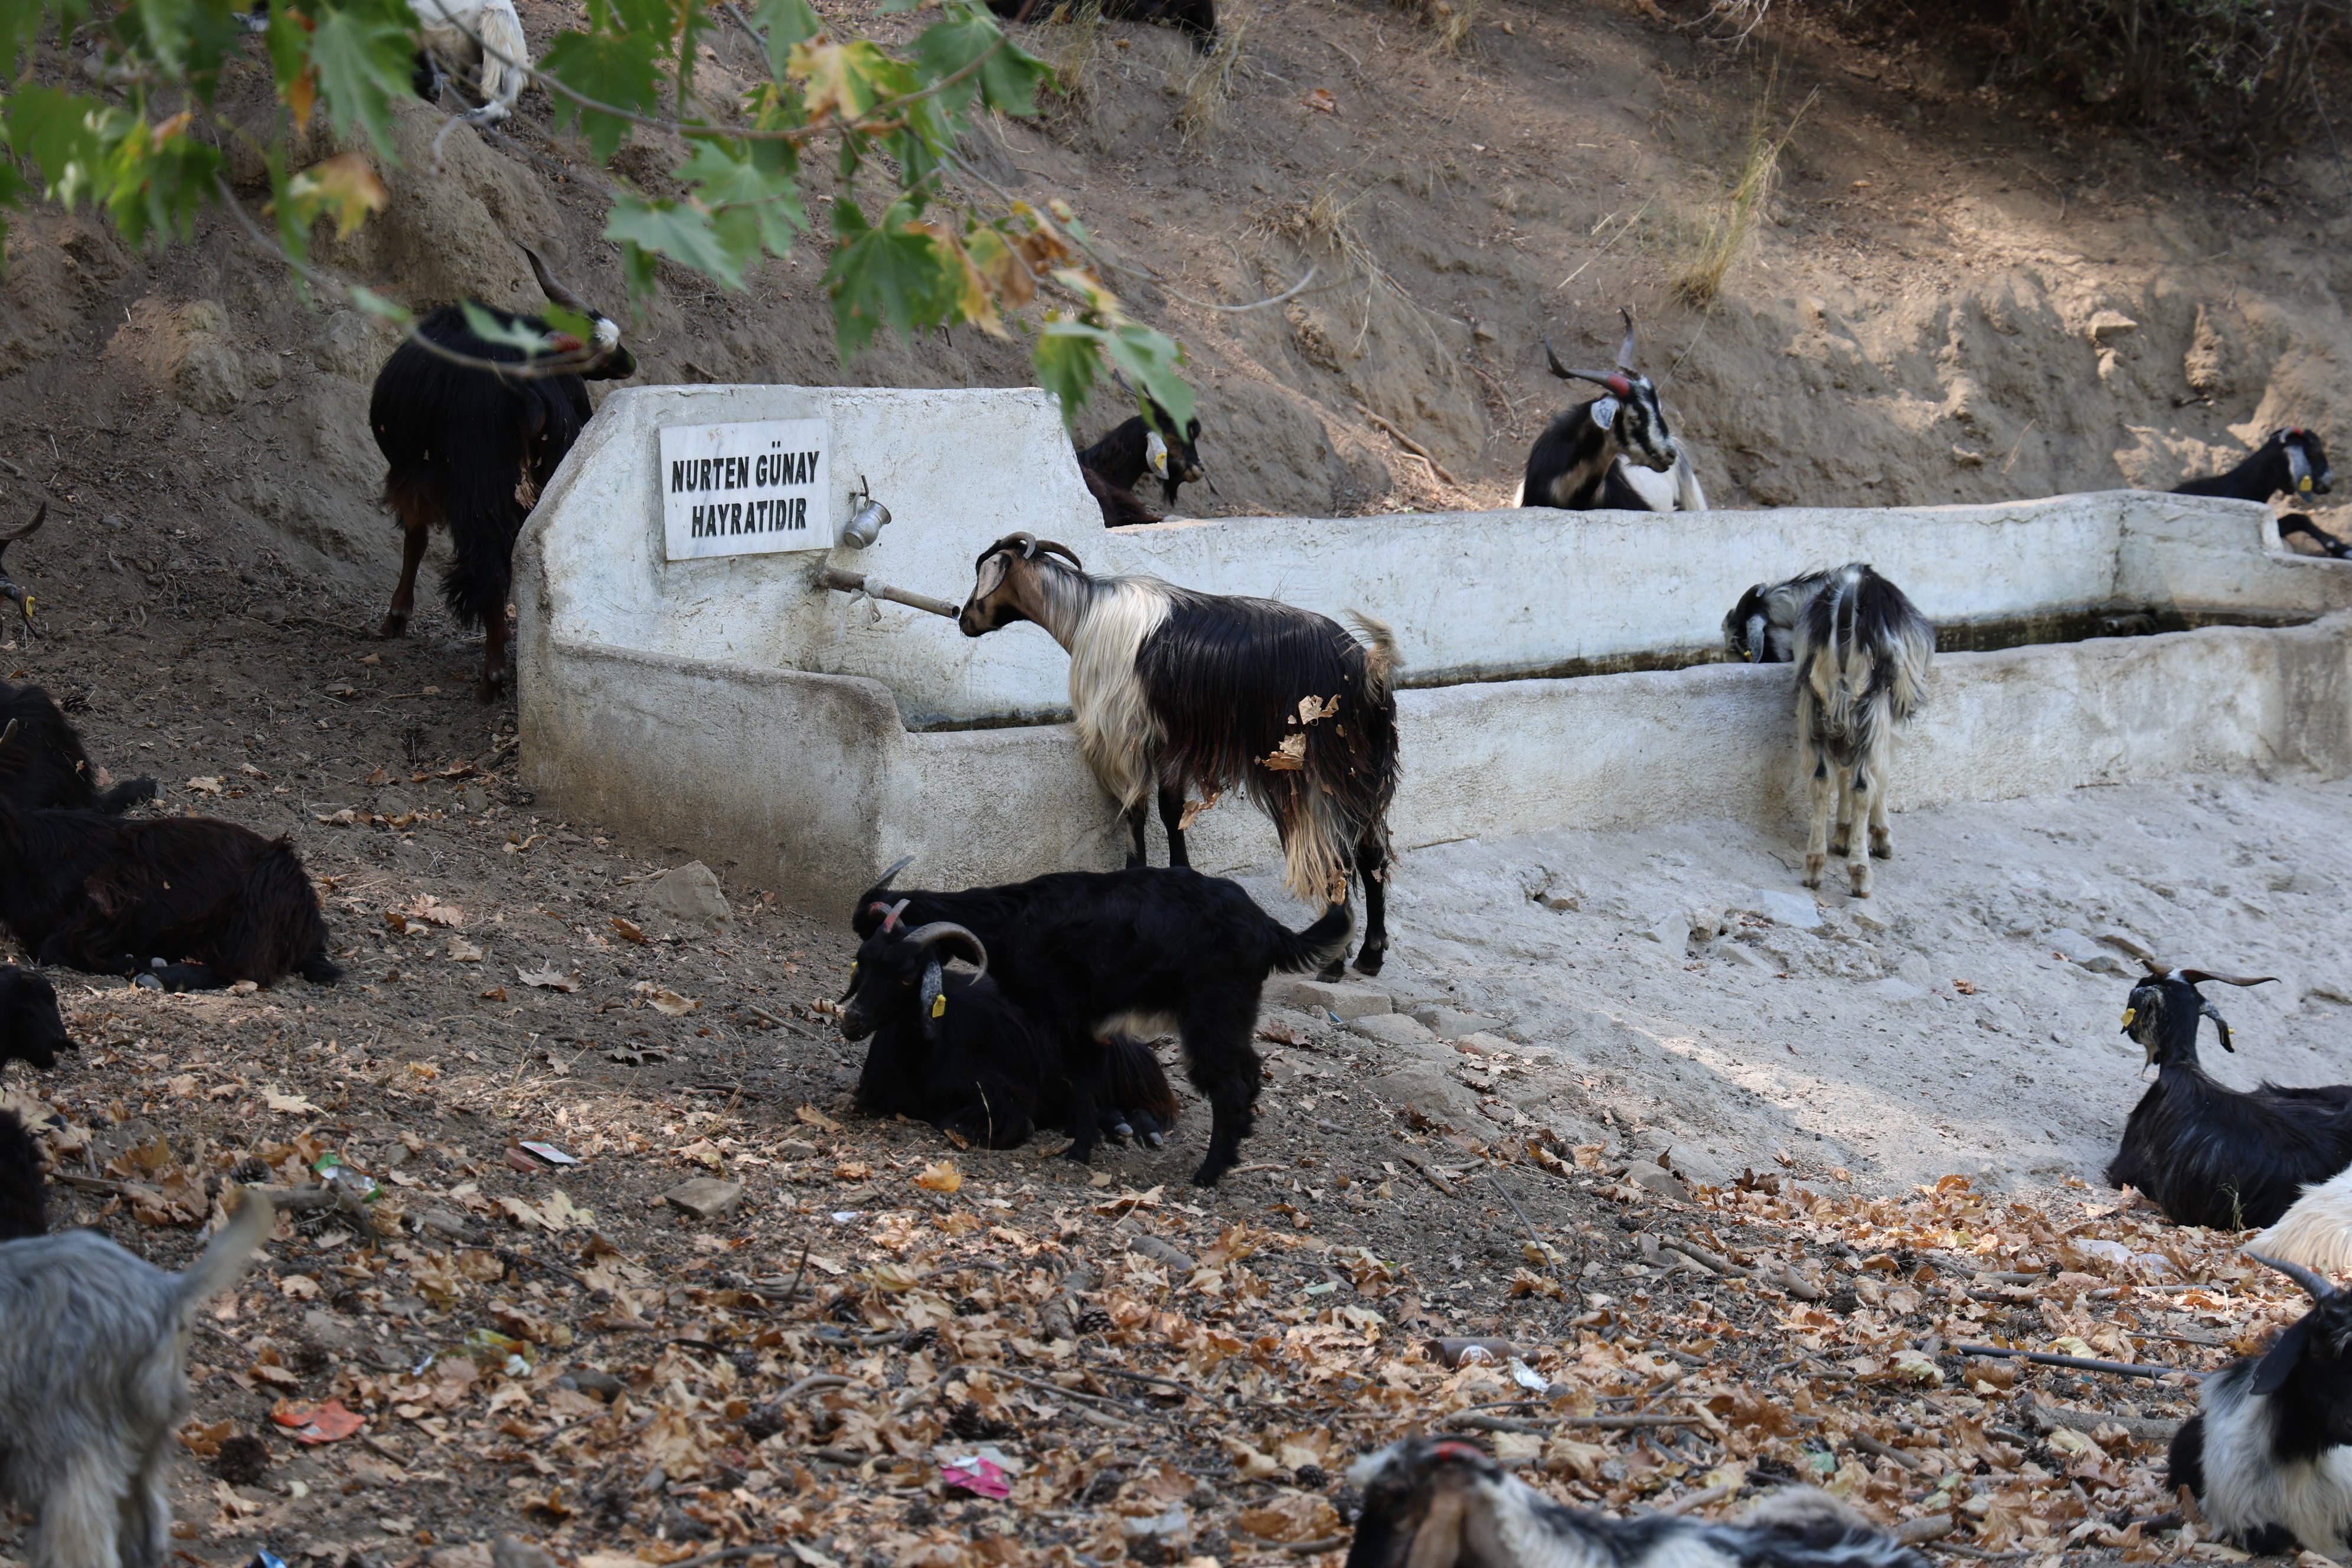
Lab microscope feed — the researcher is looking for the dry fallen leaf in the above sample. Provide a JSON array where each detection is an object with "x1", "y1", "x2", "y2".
[
  {"x1": 517, "y1": 965, "x2": 577, "y2": 992},
  {"x1": 263, "y1": 1091, "x2": 320, "y2": 1115},
  {"x1": 1296, "y1": 694, "x2": 1340, "y2": 724},
  {"x1": 610, "y1": 916, "x2": 649, "y2": 945},
  {"x1": 1303, "y1": 87, "x2": 1338, "y2": 113},
  {"x1": 914, "y1": 1160, "x2": 962, "y2": 1194},
  {"x1": 796, "y1": 1103, "x2": 843, "y2": 1133},
  {"x1": 447, "y1": 936, "x2": 484, "y2": 962},
  {"x1": 1178, "y1": 788, "x2": 1221, "y2": 830},
  {"x1": 631, "y1": 979, "x2": 698, "y2": 1015},
  {"x1": 186, "y1": 776, "x2": 223, "y2": 796},
  {"x1": 1259, "y1": 733, "x2": 1308, "y2": 772}
]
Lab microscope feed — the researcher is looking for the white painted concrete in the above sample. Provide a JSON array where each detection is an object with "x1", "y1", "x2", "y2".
[{"x1": 514, "y1": 385, "x2": 2352, "y2": 906}]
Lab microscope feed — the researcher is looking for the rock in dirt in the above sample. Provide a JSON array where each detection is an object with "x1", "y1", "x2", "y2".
[
  {"x1": 1409, "y1": 1004, "x2": 1501, "y2": 1039},
  {"x1": 2048, "y1": 927, "x2": 2126, "y2": 974},
  {"x1": 1628, "y1": 1163, "x2": 1692, "y2": 1201},
  {"x1": 648, "y1": 861, "x2": 733, "y2": 927},
  {"x1": 1747, "y1": 888, "x2": 1824, "y2": 930},
  {"x1": 1125, "y1": 1233, "x2": 1197, "y2": 1274},
  {"x1": 663, "y1": 1177, "x2": 744, "y2": 1221},
  {"x1": 492, "y1": 1538, "x2": 562, "y2": 1568},
  {"x1": 1271, "y1": 977, "x2": 1390, "y2": 1019},
  {"x1": 1350, "y1": 1012, "x2": 1435, "y2": 1049}
]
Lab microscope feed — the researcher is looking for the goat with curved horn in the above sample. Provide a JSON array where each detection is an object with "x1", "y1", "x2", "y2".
[
  {"x1": 1615, "y1": 304, "x2": 1640, "y2": 374},
  {"x1": 907, "y1": 922, "x2": 988, "y2": 981},
  {"x1": 1518, "y1": 308, "x2": 1706, "y2": 514}
]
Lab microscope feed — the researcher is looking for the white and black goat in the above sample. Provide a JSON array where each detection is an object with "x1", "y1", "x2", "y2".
[
  {"x1": 1792, "y1": 563, "x2": 1932, "y2": 897},
  {"x1": 1516, "y1": 309, "x2": 1707, "y2": 514},
  {"x1": 1076, "y1": 401, "x2": 1205, "y2": 527},
  {"x1": 1723, "y1": 569, "x2": 1831, "y2": 665},
  {"x1": 0, "y1": 502, "x2": 44, "y2": 645},
  {"x1": 1344, "y1": 1437, "x2": 1927, "y2": 1568},
  {"x1": 2105, "y1": 965, "x2": 2352, "y2": 1230},
  {"x1": 0, "y1": 1188, "x2": 273, "y2": 1568},
  {"x1": 2255, "y1": 1165, "x2": 2352, "y2": 1275},
  {"x1": 2169, "y1": 1252, "x2": 2352, "y2": 1557},
  {"x1": 368, "y1": 247, "x2": 634, "y2": 700},
  {"x1": 411, "y1": 0, "x2": 531, "y2": 123},
  {"x1": 957, "y1": 531, "x2": 1399, "y2": 975},
  {"x1": 2175, "y1": 427, "x2": 2344, "y2": 557}
]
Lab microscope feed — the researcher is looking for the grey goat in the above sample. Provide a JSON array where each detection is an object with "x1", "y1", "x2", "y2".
[{"x1": 0, "y1": 1188, "x2": 273, "y2": 1568}]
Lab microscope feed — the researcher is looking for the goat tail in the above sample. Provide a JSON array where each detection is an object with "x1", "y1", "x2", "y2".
[
  {"x1": 2251, "y1": 1166, "x2": 2352, "y2": 1275},
  {"x1": 1103, "y1": 1034, "x2": 1181, "y2": 1128},
  {"x1": 1348, "y1": 610, "x2": 1400, "y2": 700},
  {"x1": 95, "y1": 775, "x2": 159, "y2": 815},
  {"x1": 474, "y1": 0, "x2": 528, "y2": 110},
  {"x1": 1270, "y1": 897, "x2": 1354, "y2": 977},
  {"x1": 172, "y1": 1187, "x2": 274, "y2": 1317}
]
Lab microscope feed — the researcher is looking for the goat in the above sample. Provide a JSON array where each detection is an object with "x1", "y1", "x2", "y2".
[
  {"x1": 2168, "y1": 1252, "x2": 2352, "y2": 1557},
  {"x1": 2104, "y1": 965, "x2": 2352, "y2": 1230},
  {"x1": 851, "y1": 861, "x2": 1352, "y2": 1185},
  {"x1": 0, "y1": 1188, "x2": 273, "y2": 1568},
  {"x1": 2174, "y1": 427, "x2": 2345, "y2": 556},
  {"x1": 839, "y1": 908, "x2": 1180, "y2": 1151},
  {"x1": 1077, "y1": 402, "x2": 1204, "y2": 524},
  {"x1": 2254, "y1": 1165, "x2": 2352, "y2": 1275},
  {"x1": 0, "y1": 1108, "x2": 44, "y2": 1242},
  {"x1": 1516, "y1": 310, "x2": 1707, "y2": 514},
  {"x1": 0, "y1": 504, "x2": 44, "y2": 645},
  {"x1": 958, "y1": 532, "x2": 1399, "y2": 975},
  {"x1": 985, "y1": 0, "x2": 1217, "y2": 47},
  {"x1": 1, "y1": 965, "x2": 72, "y2": 1072},
  {"x1": 1792, "y1": 563, "x2": 1932, "y2": 897},
  {"x1": 1344, "y1": 1436, "x2": 1927, "y2": 1568},
  {"x1": 369, "y1": 247, "x2": 634, "y2": 700},
  {"x1": 0, "y1": 682, "x2": 156, "y2": 814},
  {"x1": 1723, "y1": 569, "x2": 1831, "y2": 665},
  {"x1": 411, "y1": 0, "x2": 531, "y2": 123},
  {"x1": 0, "y1": 721, "x2": 341, "y2": 992}
]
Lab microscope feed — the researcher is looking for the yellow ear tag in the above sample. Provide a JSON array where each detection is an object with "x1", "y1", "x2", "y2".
[
  {"x1": 2121, "y1": 1007, "x2": 2136, "y2": 1025},
  {"x1": 931, "y1": 994, "x2": 946, "y2": 1018},
  {"x1": 2303, "y1": 476, "x2": 2317, "y2": 492}
]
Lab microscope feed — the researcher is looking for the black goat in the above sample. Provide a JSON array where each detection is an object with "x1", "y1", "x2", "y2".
[
  {"x1": 840, "y1": 909, "x2": 1180, "y2": 1150},
  {"x1": 1723, "y1": 570, "x2": 1831, "y2": 665},
  {"x1": 0, "y1": 1108, "x2": 43, "y2": 1242},
  {"x1": 986, "y1": 0, "x2": 1217, "y2": 47},
  {"x1": 0, "y1": 682, "x2": 155, "y2": 814},
  {"x1": 2169, "y1": 1252, "x2": 2352, "y2": 1557},
  {"x1": 2105, "y1": 965, "x2": 2352, "y2": 1230},
  {"x1": 0, "y1": 503, "x2": 44, "y2": 644},
  {"x1": 1517, "y1": 310, "x2": 1706, "y2": 514},
  {"x1": 959, "y1": 532, "x2": 1399, "y2": 975},
  {"x1": 0, "y1": 721, "x2": 341, "y2": 992},
  {"x1": 1077, "y1": 402, "x2": 1204, "y2": 524},
  {"x1": 1344, "y1": 1436, "x2": 1927, "y2": 1568},
  {"x1": 1794, "y1": 563, "x2": 1933, "y2": 897},
  {"x1": 851, "y1": 863, "x2": 1351, "y2": 1185},
  {"x1": 0, "y1": 965, "x2": 72, "y2": 1072},
  {"x1": 368, "y1": 247, "x2": 634, "y2": 700},
  {"x1": 2174, "y1": 427, "x2": 2345, "y2": 557}
]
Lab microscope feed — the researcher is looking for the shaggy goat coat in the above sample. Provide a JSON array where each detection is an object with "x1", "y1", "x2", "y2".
[
  {"x1": 2256, "y1": 1167, "x2": 2352, "y2": 1274},
  {"x1": 0, "y1": 963, "x2": 73, "y2": 1071},
  {"x1": 1793, "y1": 563, "x2": 1932, "y2": 896},
  {"x1": 0, "y1": 682, "x2": 155, "y2": 814},
  {"x1": 1723, "y1": 570, "x2": 1832, "y2": 665},
  {"x1": 0, "y1": 1191, "x2": 274, "y2": 1568},
  {"x1": 0, "y1": 1108, "x2": 45, "y2": 1241}
]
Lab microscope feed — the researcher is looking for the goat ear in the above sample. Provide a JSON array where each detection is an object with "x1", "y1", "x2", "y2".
[
  {"x1": 919, "y1": 958, "x2": 945, "y2": 1030},
  {"x1": 2254, "y1": 1314, "x2": 2319, "y2": 1396},
  {"x1": 972, "y1": 552, "x2": 1010, "y2": 600},
  {"x1": 2201, "y1": 1000, "x2": 2236, "y2": 1053}
]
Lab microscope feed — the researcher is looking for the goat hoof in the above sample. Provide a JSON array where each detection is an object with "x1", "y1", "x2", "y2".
[
  {"x1": 1351, "y1": 949, "x2": 1386, "y2": 977},
  {"x1": 377, "y1": 613, "x2": 410, "y2": 639},
  {"x1": 1315, "y1": 961, "x2": 1345, "y2": 983},
  {"x1": 474, "y1": 676, "x2": 511, "y2": 704}
]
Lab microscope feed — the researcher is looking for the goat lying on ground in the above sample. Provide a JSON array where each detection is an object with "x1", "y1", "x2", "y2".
[
  {"x1": 2254, "y1": 1166, "x2": 2352, "y2": 1274},
  {"x1": 1723, "y1": 570, "x2": 1831, "y2": 664},
  {"x1": 0, "y1": 682, "x2": 155, "y2": 814},
  {"x1": 1517, "y1": 309, "x2": 1707, "y2": 514},
  {"x1": 370, "y1": 247, "x2": 634, "y2": 700},
  {"x1": 1, "y1": 965, "x2": 72, "y2": 1071},
  {"x1": 959, "y1": 533, "x2": 1398, "y2": 975},
  {"x1": 1344, "y1": 1436, "x2": 1927, "y2": 1568},
  {"x1": 1076, "y1": 401, "x2": 1205, "y2": 525},
  {"x1": 1792, "y1": 563, "x2": 1932, "y2": 897},
  {"x1": 2174, "y1": 427, "x2": 2344, "y2": 556},
  {"x1": 2104, "y1": 965, "x2": 2352, "y2": 1230},
  {"x1": 0, "y1": 503, "x2": 45, "y2": 645},
  {"x1": 985, "y1": 0, "x2": 1217, "y2": 46},
  {"x1": 840, "y1": 907, "x2": 1180, "y2": 1151},
  {"x1": 0, "y1": 1108, "x2": 44, "y2": 1241},
  {"x1": 411, "y1": 0, "x2": 531, "y2": 123},
  {"x1": 0, "y1": 1188, "x2": 273, "y2": 1568},
  {"x1": 0, "y1": 721, "x2": 341, "y2": 991},
  {"x1": 2169, "y1": 1252, "x2": 2352, "y2": 1557},
  {"x1": 852, "y1": 861, "x2": 1350, "y2": 1185}
]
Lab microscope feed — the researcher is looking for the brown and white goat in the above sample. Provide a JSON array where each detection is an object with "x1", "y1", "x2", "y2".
[
  {"x1": 956, "y1": 533, "x2": 1399, "y2": 976},
  {"x1": 1792, "y1": 563, "x2": 1932, "y2": 897}
]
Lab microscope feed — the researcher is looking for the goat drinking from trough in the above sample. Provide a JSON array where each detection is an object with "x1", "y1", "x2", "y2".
[
  {"x1": 1344, "y1": 1436, "x2": 1928, "y2": 1568},
  {"x1": 0, "y1": 503, "x2": 45, "y2": 645},
  {"x1": 411, "y1": 0, "x2": 531, "y2": 123},
  {"x1": 2104, "y1": 965, "x2": 2352, "y2": 1230},
  {"x1": 0, "y1": 1107, "x2": 44, "y2": 1242},
  {"x1": 0, "y1": 681, "x2": 156, "y2": 814},
  {"x1": 839, "y1": 907, "x2": 1179, "y2": 1151},
  {"x1": 368, "y1": 247, "x2": 635, "y2": 700},
  {"x1": 1076, "y1": 401, "x2": 1204, "y2": 525},
  {"x1": 1723, "y1": 569, "x2": 1831, "y2": 665},
  {"x1": 0, "y1": 965, "x2": 72, "y2": 1073},
  {"x1": 1792, "y1": 563, "x2": 1932, "y2": 897},
  {"x1": 957, "y1": 532, "x2": 1399, "y2": 976},
  {"x1": 0, "y1": 721, "x2": 342, "y2": 992},
  {"x1": 851, "y1": 861, "x2": 1352, "y2": 1185},
  {"x1": 2174, "y1": 427, "x2": 2344, "y2": 557},
  {"x1": 2168, "y1": 1252, "x2": 2352, "y2": 1558},
  {"x1": 0, "y1": 1188, "x2": 273, "y2": 1568},
  {"x1": 1517, "y1": 309, "x2": 1707, "y2": 514}
]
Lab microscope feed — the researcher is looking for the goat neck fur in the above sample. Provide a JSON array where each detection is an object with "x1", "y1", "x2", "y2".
[
  {"x1": 412, "y1": 0, "x2": 529, "y2": 120},
  {"x1": 1517, "y1": 312, "x2": 1706, "y2": 514},
  {"x1": 1344, "y1": 1437, "x2": 1927, "y2": 1568},
  {"x1": 2169, "y1": 1253, "x2": 2352, "y2": 1557},
  {"x1": 0, "y1": 964, "x2": 73, "y2": 1071},
  {"x1": 958, "y1": 535, "x2": 1399, "y2": 971},
  {"x1": 1077, "y1": 403, "x2": 1206, "y2": 513},
  {"x1": 0, "y1": 1188, "x2": 273, "y2": 1568},
  {"x1": 0, "y1": 682, "x2": 157, "y2": 814},
  {"x1": 2103, "y1": 968, "x2": 2352, "y2": 1230},
  {"x1": 849, "y1": 864, "x2": 1350, "y2": 1185},
  {"x1": 1723, "y1": 570, "x2": 1831, "y2": 664},
  {"x1": 0, "y1": 1108, "x2": 45, "y2": 1241},
  {"x1": 1792, "y1": 563, "x2": 1932, "y2": 898},
  {"x1": 2175, "y1": 427, "x2": 2335, "y2": 504}
]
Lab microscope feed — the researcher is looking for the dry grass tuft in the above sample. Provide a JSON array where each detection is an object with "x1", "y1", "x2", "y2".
[
  {"x1": 1175, "y1": 6, "x2": 1253, "y2": 146},
  {"x1": 1035, "y1": 0, "x2": 1110, "y2": 130},
  {"x1": 1393, "y1": 0, "x2": 1478, "y2": 55},
  {"x1": 1670, "y1": 76, "x2": 1817, "y2": 308}
]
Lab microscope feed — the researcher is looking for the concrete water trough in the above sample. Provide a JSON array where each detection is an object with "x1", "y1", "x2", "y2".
[{"x1": 514, "y1": 384, "x2": 2352, "y2": 906}]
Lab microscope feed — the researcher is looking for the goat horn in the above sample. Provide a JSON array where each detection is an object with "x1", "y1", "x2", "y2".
[
  {"x1": 1541, "y1": 339, "x2": 1628, "y2": 389},
  {"x1": 2178, "y1": 969, "x2": 2279, "y2": 988},
  {"x1": 880, "y1": 897, "x2": 910, "y2": 935},
  {"x1": 520, "y1": 244, "x2": 596, "y2": 319},
  {"x1": 904, "y1": 921, "x2": 987, "y2": 982},
  {"x1": 872, "y1": 854, "x2": 914, "y2": 891},
  {"x1": 1616, "y1": 306, "x2": 1639, "y2": 374},
  {"x1": 2248, "y1": 1249, "x2": 2338, "y2": 1301},
  {"x1": 1003, "y1": 530, "x2": 1041, "y2": 559},
  {"x1": 0, "y1": 717, "x2": 16, "y2": 750},
  {"x1": 0, "y1": 502, "x2": 46, "y2": 547},
  {"x1": 1032, "y1": 538, "x2": 1084, "y2": 570}
]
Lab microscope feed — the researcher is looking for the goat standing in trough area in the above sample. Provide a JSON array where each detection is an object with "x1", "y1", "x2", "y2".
[
  {"x1": 0, "y1": 502, "x2": 46, "y2": 645},
  {"x1": 1076, "y1": 401, "x2": 1205, "y2": 526},
  {"x1": 369, "y1": 247, "x2": 635, "y2": 700},
  {"x1": 1723, "y1": 569, "x2": 1831, "y2": 665},
  {"x1": 2168, "y1": 1252, "x2": 2352, "y2": 1557},
  {"x1": 851, "y1": 861, "x2": 1353, "y2": 1185},
  {"x1": 0, "y1": 965, "x2": 73, "y2": 1072},
  {"x1": 1343, "y1": 1436, "x2": 1928, "y2": 1568},
  {"x1": 2174, "y1": 427, "x2": 2344, "y2": 556},
  {"x1": 0, "y1": 681, "x2": 156, "y2": 814},
  {"x1": 2104, "y1": 964, "x2": 2352, "y2": 1230},
  {"x1": 957, "y1": 532, "x2": 1399, "y2": 976},
  {"x1": 1517, "y1": 309, "x2": 1707, "y2": 513},
  {"x1": 1792, "y1": 563, "x2": 1932, "y2": 897}
]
